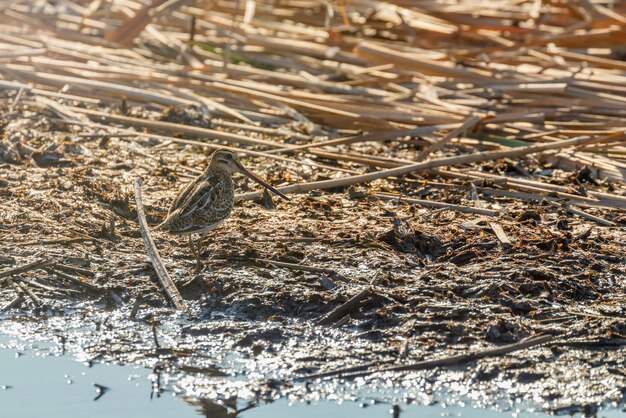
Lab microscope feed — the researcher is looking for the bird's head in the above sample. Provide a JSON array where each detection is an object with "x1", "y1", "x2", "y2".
[
  {"x1": 210, "y1": 149, "x2": 289, "y2": 201},
  {"x1": 212, "y1": 149, "x2": 242, "y2": 174}
]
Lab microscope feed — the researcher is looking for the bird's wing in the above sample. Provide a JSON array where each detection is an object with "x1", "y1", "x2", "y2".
[
  {"x1": 176, "y1": 174, "x2": 226, "y2": 218},
  {"x1": 168, "y1": 172, "x2": 205, "y2": 214}
]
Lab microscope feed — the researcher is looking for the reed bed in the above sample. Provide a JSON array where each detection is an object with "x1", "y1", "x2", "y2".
[
  {"x1": 0, "y1": 0, "x2": 625, "y2": 412},
  {"x1": 0, "y1": 0, "x2": 625, "y2": 190}
]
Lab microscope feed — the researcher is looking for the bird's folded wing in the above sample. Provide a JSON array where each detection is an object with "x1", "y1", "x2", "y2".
[
  {"x1": 177, "y1": 176, "x2": 224, "y2": 218},
  {"x1": 168, "y1": 172, "x2": 204, "y2": 214}
]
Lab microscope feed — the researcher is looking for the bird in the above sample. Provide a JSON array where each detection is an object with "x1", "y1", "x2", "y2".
[{"x1": 156, "y1": 149, "x2": 289, "y2": 271}]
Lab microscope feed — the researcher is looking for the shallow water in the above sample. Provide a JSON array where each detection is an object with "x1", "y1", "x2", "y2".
[
  {"x1": 1, "y1": 336, "x2": 624, "y2": 418},
  {"x1": 0, "y1": 342, "x2": 189, "y2": 418}
]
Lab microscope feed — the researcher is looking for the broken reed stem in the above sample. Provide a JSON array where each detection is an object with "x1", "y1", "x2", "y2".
[
  {"x1": 302, "y1": 334, "x2": 555, "y2": 381},
  {"x1": 548, "y1": 201, "x2": 616, "y2": 227},
  {"x1": 316, "y1": 288, "x2": 372, "y2": 326},
  {"x1": 352, "y1": 334, "x2": 556, "y2": 378},
  {"x1": 133, "y1": 178, "x2": 188, "y2": 314},
  {"x1": 374, "y1": 193, "x2": 498, "y2": 216},
  {"x1": 10, "y1": 279, "x2": 42, "y2": 306},
  {"x1": 267, "y1": 124, "x2": 461, "y2": 154},
  {"x1": 236, "y1": 134, "x2": 605, "y2": 201},
  {"x1": 56, "y1": 116, "x2": 357, "y2": 175},
  {"x1": 46, "y1": 268, "x2": 102, "y2": 293},
  {"x1": 354, "y1": 41, "x2": 489, "y2": 80},
  {"x1": 416, "y1": 114, "x2": 484, "y2": 161},
  {"x1": 254, "y1": 258, "x2": 335, "y2": 274},
  {"x1": 2, "y1": 294, "x2": 24, "y2": 311},
  {"x1": 0, "y1": 258, "x2": 52, "y2": 283},
  {"x1": 434, "y1": 169, "x2": 626, "y2": 209}
]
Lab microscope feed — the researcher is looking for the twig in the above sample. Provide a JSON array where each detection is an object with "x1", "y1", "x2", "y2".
[
  {"x1": 562, "y1": 205, "x2": 616, "y2": 227},
  {"x1": 8, "y1": 87, "x2": 24, "y2": 112},
  {"x1": 416, "y1": 114, "x2": 484, "y2": 160},
  {"x1": 253, "y1": 258, "x2": 335, "y2": 274},
  {"x1": 296, "y1": 359, "x2": 396, "y2": 381},
  {"x1": 566, "y1": 310, "x2": 619, "y2": 320},
  {"x1": 1, "y1": 294, "x2": 24, "y2": 311},
  {"x1": 16, "y1": 277, "x2": 58, "y2": 293},
  {"x1": 374, "y1": 193, "x2": 498, "y2": 216},
  {"x1": 267, "y1": 124, "x2": 460, "y2": 154},
  {"x1": 46, "y1": 268, "x2": 102, "y2": 293},
  {"x1": 10, "y1": 279, "x2": 42, "y2": 306},
  {"x1": 0, "y1": 258, "x2": 52, "y2": 283},
  {"x1": 211, "y1": 82, "x2": 360, "y2": 118},
  {"x1": 53, "y1": 263, "x2": 95, "y2": 278},
  {"x1": 5, "y1": 67, "x2": 195, "y2": 107},
  {"x1": 134, "y1": 178, "x2": 188, "y2": 314},
  {"x1": 252, "y1": 237, "x2": 320, "y2": 243},
  {"x1": 331, "y1": 314, "x2": 351, "y2": 328},
  {"x1": 59, "y1": 114, "x2": 357, "y2": 174},
  {"x1": 354, "y1": 41, "x2": 488, "y2": 80},
  {"x1": 316, "y1": 288, "x2": 373, "y2": 326},
  {"x1": 22, "y1": 237, "x2": 97, "y2": 246},
  {"x1": 303, "y1": 334, "x2": 555, "y2": 380},
  {"x1": 489, "y1": 222, "x2": 512, "y2": 244},
  {"x1": 130, "y1": 294, "x2": 144, "y2": 320},
  {"x1": 559, "y1": 338, "x2": 626, "y2": 348},
  {"x1": 364, "y1": 334, "x2": 556, "y2": 375},
  {"x1": 0, "y1": 48, "x2": 47, "y2": 59},
  {"x1": 436, "y1": 169, "x2": 626, "y2": 209},
  {"x1": 548, "y1": 202, "x2": 616, "y2": 226},
  {"x1": 237, "y1": 134, "x2": 604, "y2": 201}
]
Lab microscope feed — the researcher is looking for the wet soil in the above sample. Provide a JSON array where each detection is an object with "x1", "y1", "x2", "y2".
[{"x1": 0, "y1": 97, "x2": 625, "y2": 414}]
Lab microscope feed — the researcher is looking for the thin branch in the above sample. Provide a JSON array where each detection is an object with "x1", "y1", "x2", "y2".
[
  {"x1": 0, "y1": 258, "x2": 52, "y2": 283},
  {"x1": 134, "y1": 178, "x2": 188, "y2": 314},
  {"x1": 316, "y1": 288, "x2": 373, "y2": 326},
  {"x1": 416, "y1": 114, "x2": 484, "y2": 161},
  {"x1": 375, "y1": 193, "x2": 499, "y2": 216},
  {"x1": 236, "y1": 134, "x2": 606, "y2": 200},
  {"x1": 300, "y1": 334, "x2": 555, "y2": 381}
]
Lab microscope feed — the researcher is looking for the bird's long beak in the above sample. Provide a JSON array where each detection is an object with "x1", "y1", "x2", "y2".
[{"x1": 238, "y1": 164, "x2": 290, "y2": 200}]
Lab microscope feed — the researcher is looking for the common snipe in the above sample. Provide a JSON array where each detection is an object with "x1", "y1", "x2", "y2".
[{"x1": 157, "y1": 149, "x2": 289, "y2": 271}]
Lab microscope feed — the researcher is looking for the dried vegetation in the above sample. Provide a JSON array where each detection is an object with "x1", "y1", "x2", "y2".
[{"x1": 0, "y1": 0, "x2": 625, "y2": 413}]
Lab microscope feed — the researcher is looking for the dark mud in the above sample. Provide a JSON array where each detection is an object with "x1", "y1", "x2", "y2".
[{"x1": 1, "y1": 98, "x2": 625, "y2": 414}]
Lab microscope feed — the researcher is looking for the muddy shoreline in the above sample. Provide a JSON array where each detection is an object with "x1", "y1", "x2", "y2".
[
  {"x1": 1, "y1": 101, "x2": 625, "y2": 413},
  {"x1": 1, "y1": 0, "x2": 626, "y2": 413}
]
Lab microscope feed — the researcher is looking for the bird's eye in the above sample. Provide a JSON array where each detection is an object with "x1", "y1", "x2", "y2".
[{"x1": 226, "y1": 154, "x2": 232, "y2": 159}]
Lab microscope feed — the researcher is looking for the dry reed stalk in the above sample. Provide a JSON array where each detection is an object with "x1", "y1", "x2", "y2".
[
  {"x1": 236, "y1": 134, "x2": 608, "y2": 200},
  {"x1": 0, "y1": 0, "x2": 624, "y2": 231},
  {"x1": 134, "y1": 179, "x2": 188, "y2": 314},
  {"x1": 56, "y1": 118, "x2": 358, "y2": 175},
  {"x1": 354, "y1": 41, "x2": 491, "y2": 80},
  {"x1": 416, "y1": 114, "x2": 484, "y2": 160},
  {"x1": 374, "y1": 193, "x2": 498, "y2": 216},
  {"x1": 437, "y1": 170, "x2": 626, "y2": 208}
]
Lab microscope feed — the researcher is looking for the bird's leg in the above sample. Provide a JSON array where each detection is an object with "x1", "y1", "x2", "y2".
[
  {"x1": 188, "y1": 235, "x2": 202, "y2": 272},
  {"x1": 188, "y1": 234, "x2": 194, "y2": 256},
  {"x1": 193, "y1": 234, "x2": 207, "y2": 273}
]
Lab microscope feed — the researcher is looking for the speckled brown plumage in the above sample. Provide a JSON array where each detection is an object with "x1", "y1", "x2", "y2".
[
  {"x1": 158, "y1": 169, "x2": 234, "y2": 235},
  {"x1": 157, "y1": 149, "x2": 289, "y2": 271}
]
